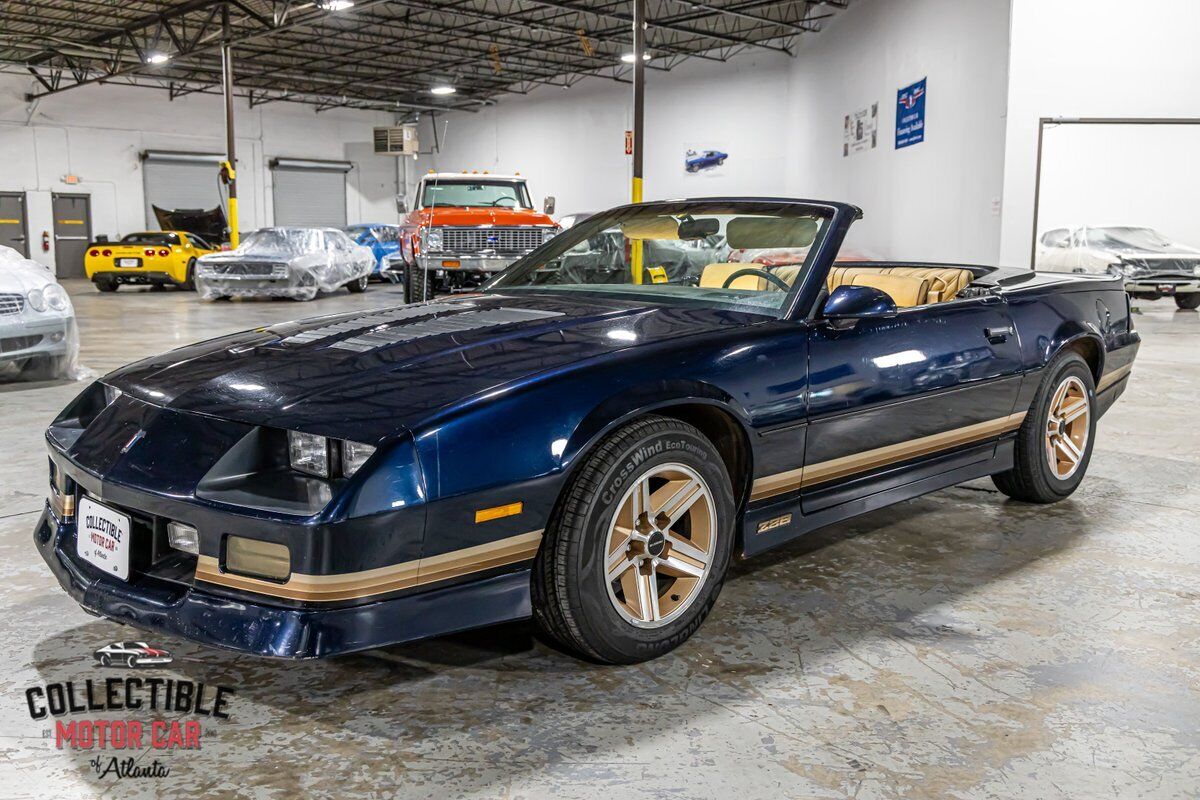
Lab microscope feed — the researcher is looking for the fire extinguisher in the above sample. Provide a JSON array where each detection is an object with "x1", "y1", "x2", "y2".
[{"x1": 41, "y1": 231, "x2": 50, "y2": 252}]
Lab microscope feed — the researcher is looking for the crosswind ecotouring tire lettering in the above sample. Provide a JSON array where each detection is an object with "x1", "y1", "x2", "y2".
[
  {"x1": 992, "y1": 351, "x2": 1097, "y2": 503},
  {"x1": 532, "y1": 415, "x2": 736, "y2": 664}
]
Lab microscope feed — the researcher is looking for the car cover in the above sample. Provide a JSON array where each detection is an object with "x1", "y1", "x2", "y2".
[
  {"x1": 194, "y1": 228, "x2": 375, "y2": 301},
  {"x1": 0, "y1": 246, "x2": 88, "y2": 382}
]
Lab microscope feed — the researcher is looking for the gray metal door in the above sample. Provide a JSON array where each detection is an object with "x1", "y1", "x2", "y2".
[
  {"x1": 52, "y1": 193, "x2": 91, "y2": 279},
  {"x1": 0, "y1": 192, "x2": 29, "y2": 257},
  {"x1": 272, "y1": 168, "x2": 347, "y2": 227},
  {"x1": 143, "y1": 154, "x2": 224, "y2": 228}
]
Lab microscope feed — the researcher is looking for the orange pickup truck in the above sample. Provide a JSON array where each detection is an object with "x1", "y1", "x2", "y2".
[{"x1": 395, "y1": 173, "x2": 558, "y2": 302}]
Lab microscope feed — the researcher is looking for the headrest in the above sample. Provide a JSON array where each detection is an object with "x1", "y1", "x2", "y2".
[
  {"x1": 726, "y1": 216, "x2": 818, "y2": 250},
  {"x1": 620, "y1": 216, "x2": 679, "y2": 240}
]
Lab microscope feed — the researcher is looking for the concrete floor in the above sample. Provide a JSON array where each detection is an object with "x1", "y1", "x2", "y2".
[{"x1": 1, "y1": 282, "x2": 1198, "y2": 799}]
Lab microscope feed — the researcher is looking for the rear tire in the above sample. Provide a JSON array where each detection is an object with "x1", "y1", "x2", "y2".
[
  {"x1": 1174, "y1": 293, "x2": 1200, "y2": 310},
  {"x1": 95, "y1": 277, "x2": 118, "y2": 293},
  {"x1": 346, "y1": 275, "x2": 369, "y2": 293},
  {"x1": 182, "y1": 258, "x2": 197, "y2": 291},
  {"x1": 404, "y1": 263, "x2": 432, "y2": 303},
  {"x1": 992, "y1": 351, "x2": 1096, "y2": 503},
  {"x1": 532, "y1": 415, "x2": 736, "y2": 664}
]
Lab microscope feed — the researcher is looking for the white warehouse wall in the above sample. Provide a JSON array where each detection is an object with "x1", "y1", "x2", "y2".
[
  {"x1": 415, "y1": 0, "x2": 1012, "y2": 264},
  {"x1": 786, "y1": 0, "x2": 1012, "y2": 263},
  {"x1": 999, "y1": 0, "x2": 1200, "y2": 266},
  {"x1": 413, "y1": 52, "x2": 795, "y2": 215},
  {"x1": 0, "y1": 74, "x2": 400, "y2": 271}
]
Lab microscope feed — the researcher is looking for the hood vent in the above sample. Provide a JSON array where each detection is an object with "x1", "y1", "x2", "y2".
[
  {"x1": 330, "y1": 307, "x2": 563, "y2": 353},
  {"x1": 279, "y1": 303, "x2": 464, "y2": 346}
]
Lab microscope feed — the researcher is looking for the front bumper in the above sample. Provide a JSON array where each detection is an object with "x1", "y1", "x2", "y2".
[
  {"x1": 415, "y1": 254, "x2": 522, "y2": 273},
  {"x1": 1124, "y1": 279, "x2": 1200, "y2": 295},
  {"x1": 0, "y1": 315, "x2": 71, "y2": 364},
  {"x1": 34, "y1": 506, "x2": 532, "y2": 659}
]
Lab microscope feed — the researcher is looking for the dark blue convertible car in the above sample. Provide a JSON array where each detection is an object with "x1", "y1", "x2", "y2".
[{"x1": 35, "y1": 199, "x2": 1138, "y2": 664}]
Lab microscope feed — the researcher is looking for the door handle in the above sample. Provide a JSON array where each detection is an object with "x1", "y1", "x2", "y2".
[{"x1": 985, "y1": 325, "x2": 1013, "y2": 343}]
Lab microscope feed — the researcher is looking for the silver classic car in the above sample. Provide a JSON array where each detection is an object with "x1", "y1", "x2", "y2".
[
  {"x1": 1037, "y1": 225, "x2": 1200, "y2": 309},
  {"x1": 195, "y1": 227, "x2": 376, "y2": 301}
]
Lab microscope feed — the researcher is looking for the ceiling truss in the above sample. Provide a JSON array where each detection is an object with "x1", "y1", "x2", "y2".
[{"x1": 0, "y1": 0, "x2": 849, "y2": 115}]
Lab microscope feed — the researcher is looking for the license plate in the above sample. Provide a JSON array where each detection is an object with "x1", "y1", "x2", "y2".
[
  {"x1": 1158, "y1": 284, "x2": 1176, "y2": 295},
  {"x1": 76, "y1": 496, "x2": 131, "y2": 581},
  {"x1": 117, "y1": 258, "x2": 140, "y2": 267}
]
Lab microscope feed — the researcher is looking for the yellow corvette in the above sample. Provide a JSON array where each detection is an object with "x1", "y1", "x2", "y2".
[{"x1": 85, "y1": 231, "x2": 219, "y2": 292}]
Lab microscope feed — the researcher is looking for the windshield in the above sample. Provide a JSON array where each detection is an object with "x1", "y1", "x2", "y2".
[
  {"x1": 1085, "y1": 227, "x2": 1186, "y2": 252},
  {"x1": 121, "y1": 232, "x2": 179, "y2": 245},
  {"x1": 487, "y1": 202, "x2": 830, "y2": 318},
  {"x1": 238, "y1": 229, "x2": 324, "y2": 255},
  {"x1": 421, "y1": 180, "x2": 532, "y2": 209}
]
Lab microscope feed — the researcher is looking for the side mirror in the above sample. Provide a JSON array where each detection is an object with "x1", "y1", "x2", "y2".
[
  {"x1": 396, "y1": 196, "x2": 408, "y2": 214},
  {"x1": 821, "y1": 285, "x2": 898, "y2": 328},
  {"x1": 543, "y1": 196, "x2": 556, "y2": 216}
]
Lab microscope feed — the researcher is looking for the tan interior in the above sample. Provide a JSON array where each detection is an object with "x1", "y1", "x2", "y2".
[
  {"x1": 698, "y1": 263, "x2": 767, "y2": 291},
  {"x1": 698, "y1": 262, "x2": 975, "y2": 308},
  {"x1": 827, "y1": 266, "x2": 974, "y2": 304}
]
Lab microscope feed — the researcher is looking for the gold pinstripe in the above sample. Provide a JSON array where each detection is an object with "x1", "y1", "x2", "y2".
[
  {"x1": 750, "y1": 411, "x2": 1028, "y2": 503},
  {"x1": 194, "y1": 530, "x2": 543, "y2": 603}
]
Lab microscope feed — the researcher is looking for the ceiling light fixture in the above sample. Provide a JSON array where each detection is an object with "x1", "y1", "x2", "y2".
[
  {"x1": 620, "y1": 52, "x2": 651, "y2": 63},
  {"x1": 319, "y1": 0, "x2": 355, "y2": 10},
  {"x1": 145, "y1": 52, "x2": 171, "y2": 65},
  {"x1": 429, "y1": 85, "x2": 457, "y2": 95}
]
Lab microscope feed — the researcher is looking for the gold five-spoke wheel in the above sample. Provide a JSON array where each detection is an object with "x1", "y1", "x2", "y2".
[
  {"x1": 605, "y1": 463, "x2": 715, "y2": 628},
  {"x1": 1045, "y1": 375, "x2": 1090, "y2": 480}
]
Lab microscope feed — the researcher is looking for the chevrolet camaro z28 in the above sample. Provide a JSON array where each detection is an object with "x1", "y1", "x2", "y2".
[{"x1": 34, "y1": 199, "x2": 1139, "y2": 664}]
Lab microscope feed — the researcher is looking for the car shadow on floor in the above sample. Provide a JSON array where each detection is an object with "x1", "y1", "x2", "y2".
[{"x1": 27, "y1": 485, "x2": 1089, "y2": 797}]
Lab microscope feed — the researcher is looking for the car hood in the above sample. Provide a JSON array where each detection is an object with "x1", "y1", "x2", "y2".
[
  {"x1": 198, "y1": 251, "x2": 298, "y2": 265},
  {"x1": 104, "y1": 292, "x2": 762, "y2": 443},
  {"x1": 0, "y1": 248, "x2": 56, "y2": 293},
  {"x1": 152, "y1": 206, "x2": 227, "y2": 245},
  {"x1": 419, "y1": 207, "x2": 556, "y2": 228}
]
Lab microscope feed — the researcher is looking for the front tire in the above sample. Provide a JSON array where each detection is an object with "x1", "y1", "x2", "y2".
[
  {"x1": 532, "y1": 415, "x2": 736, "y2": 664},
  {"x1": 1174, "y1": 293, "x2": 1200, "y2": 310},
  {"x1": 346, "y1": 274, "x2": 369, "y2": 293},
  {"x1": 404, "y1": 263, "x2": 432, "y2": 303},
  {"x1": 992, "y1": 351, "x2": 1096, "y2": 503},
  {"x1": 99, "y1": 654, "x2": 111, "y2": 668}
]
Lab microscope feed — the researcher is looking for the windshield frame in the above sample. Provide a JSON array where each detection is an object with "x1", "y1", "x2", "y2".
[
  {"x1": 419, "y1": 178, "x2": 533, "y2": 210},
  {"x1": 483, "y1": 199, "x2": 849, "y2": 320}
]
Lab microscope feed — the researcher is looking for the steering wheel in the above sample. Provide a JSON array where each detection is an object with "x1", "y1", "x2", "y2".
[
  {"x1": 721, "y1": 268, "x2": 790, "y2": 291},
  {"x1": 484, "y1": 197, "x2": 519, "y2": 208}
]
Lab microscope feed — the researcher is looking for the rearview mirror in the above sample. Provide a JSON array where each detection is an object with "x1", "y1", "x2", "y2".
[
  {"x1": 821, "y1": 285, "x2": 898, "y2": 327},
  {"x1": 543, "y1": 196, "x2": 556, "y2": 216}
]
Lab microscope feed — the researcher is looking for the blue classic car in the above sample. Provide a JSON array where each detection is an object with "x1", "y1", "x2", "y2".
[
  {"x1": 686, "y1": 149, "x2": 728, "y2": 172},
  {"x1": 35, "y1": 198, "x2": 1139, "y2": 664},
  {"x1": 343, "y1": 223, "x2": 402, "y2": 280}
]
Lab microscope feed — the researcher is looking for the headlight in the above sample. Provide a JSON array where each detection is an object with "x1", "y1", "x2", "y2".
[
  {"x1": 167, "y1": 522, "x2": 199, "y2": 555},
  {"x1": 43, "y1": 283, "x2": 70, "y2": 312},
  {"x1": 288, "y1": 431, "x2": 330, "y2": 478},
  {"x1": 543, "y1": 228, "x2": 558, "y2": 242},
  {"x1": 423, "y1": 228, "x2": 443, "y2": 252},
  {"x1": 341, "y1": 440, "x2": 376, "y2": 476},
  {"x1": 27, "y1": 288, "x2": 46, "y2": 312},
  {"x1": 287, "y1": 431, "x2": 376, "y2": 479}
]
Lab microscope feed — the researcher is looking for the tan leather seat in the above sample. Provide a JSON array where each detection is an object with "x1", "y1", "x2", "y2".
[
  {"x1": 844, "y1": 272, "x2": 930, "y2": 308},
  {"x1": 827, "y1": 266, "x2": 973, "y2": 304},
  {"x1": 700, "y1": 263, "x2": 765, "y2": 291}
]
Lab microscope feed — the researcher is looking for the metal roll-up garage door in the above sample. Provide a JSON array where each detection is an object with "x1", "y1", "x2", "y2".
[
  {"x1": 271, "y1": 159, "x2": 351, "y2": 227},
  {"x1": 142, "y1": 151, "x2": 224, "y2": 229}
]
